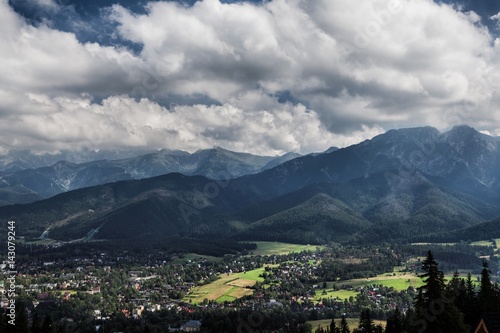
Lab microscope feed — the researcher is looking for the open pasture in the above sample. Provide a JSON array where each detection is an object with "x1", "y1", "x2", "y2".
[
  {"x1": 249, "y1": 241, "x2": 325, "y2": 256},
  {"x1": 314, "y1": 273, "x2": 425, "y2": 301},
  {"x1": 342, "y1": 273, "x2": 424, "y2": 290},
  {"x1": 308, "y1": 318, "x2": 386, "y2": 330},
  {"x1": 184, "y1": 266, "x2": 268, "y2": 304}
]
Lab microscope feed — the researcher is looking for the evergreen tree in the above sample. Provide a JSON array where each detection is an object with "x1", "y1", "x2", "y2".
[
  {"x1": 462, "y1": 272, "x2": 478, "y2": 328},
  {"x1": 0, "y1": 311, "x2": 9, "y2": 333},
  {"x1": 385, "y1": 308, "x2": 403, "y2": 333},
  {"x1": 446, "y1": 271, "x2": 467, "y2": 319},
  {"x1": 314, "y1": 326, "x2": 326, "y2": 333},
  {"x1": 15, "y1": 305, "x2": 30, "y2": 333},
  {"x1": 330, "y1": 318, "x2": 339, "y2": 333},
  {"x1": 412, "y1": 251, "x2": 467, "y2": 333},
  {"x1": 446, "y1": 271, "x2": 461, "y2": 297},
  {"x1": 41, "y1": 314, "x2": 54, "y2": 333},
  {"x1": 31, "y1": 313, "x2": 42, "y2": 333},
  {"x1": 478, "y1": 260, "x2": 498, "y2": 313},
  {"x1": 339, "y1": 316, "x2": 350, "y2": 333},
  {"x1": 416, "y1": 251, "x2": 445, "y2": 307},
  {"x1": 357, "y1": 309, "x2": 374, "y2": 333},
  {"x1": 402, "y1": 308, "x2": 414, "y2": 333}
]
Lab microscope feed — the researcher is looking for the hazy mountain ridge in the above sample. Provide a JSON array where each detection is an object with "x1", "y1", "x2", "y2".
[
  {"x1": 2, "y1": 125, "x2": 500, "y2": 244},
  {"x1": 0, "y1": 148, "x2": 158, "y2": 172},
  {"x1": 0, "y1": 148, "x2": 301, "y2": 206}
]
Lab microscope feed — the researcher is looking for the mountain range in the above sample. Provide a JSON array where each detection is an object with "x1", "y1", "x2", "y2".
[
  {"x1": 0, "y1": 148, "x2": 159, "y2": 172},
  {"x1": 1, "y1": 125, "x2": 500, "y2": 245},
  {"x1": 0, "y1": 147, "x2": 302, "y2": 206}
]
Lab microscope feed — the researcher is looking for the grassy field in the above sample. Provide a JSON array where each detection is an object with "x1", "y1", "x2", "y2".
[
  {"x1": 184, "y1": 266, "x2": 268, "y2": 304},
  {"x1": 413, "y1": 239, "x2": 500, "y2": 249},
  {"x1": 471, "y1": 240, "x2": 491, "y2": 246},
  {"x1": 235, "y1": 267, "x2": 267, "y2": 280},
  {"x1": 248, "y1": 241, "x2": 325, "y2": 256},
  {"x1": 411, "y1": 242, "x2": 456, "y2": 246},
  {"x1": 343, "y1": 273, "x2": 424, "y2": 290},
  {"x1": 314, "y1": 273, "x2": 426, "y2": 301},
  {"x1": 173, "y1": 253, "x2": 222, "y2": 263},
  {"x1": 308, "y1": 318, "x2": 386, "y2": 330},
  {"x1": 314, "y1": 288, "x2": 358, "y2": 301},
  {"x1": 469, "y1": 239, "x2": 500, "y2": 258},
  {"x1": 471, "y1": 239, "x2": 500, "y2": 248},
  {"x1": 176, "y1": 241, "x2": 325, "y2": 263}
]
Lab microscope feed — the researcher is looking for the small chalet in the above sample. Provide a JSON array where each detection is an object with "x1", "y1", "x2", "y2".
[{"x1": 474, "y1": 313, "x2": 500, "y2": 333}]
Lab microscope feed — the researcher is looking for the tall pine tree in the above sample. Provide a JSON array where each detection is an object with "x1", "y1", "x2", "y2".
[
  {"x1": 463, "y1": 272, "x2": 478, "y2": 328},
  {"x1": 31, "y1": 313, "x2": 42, "y2": 333},
  {"x1": 412, "y1": 251, "x2": 467, "y2": 333},
  {"x1": 330, "y1": 318, "x2": 340, "y2": 333},
  {"x1": 14, "y1": 304, "x2": 30, "y2": 333},
  {"x1": 478, "y1": 260, "x2": 499, "y2": 313},
  {"x1": 357, "y1": 309, "x2": 374, "y2": 333},
  {"x1": 41, "y1": 314, "x2": 54, "y2": 333},
  {"x1": 339, "y1": 316, "x2": 350, "y2": 333},
  {"x1": 385, "y1": 308, "x2": 404, "y2": 333},
  {"x1": 0, "y1": 311, "x2": 9, "y2": 333}
]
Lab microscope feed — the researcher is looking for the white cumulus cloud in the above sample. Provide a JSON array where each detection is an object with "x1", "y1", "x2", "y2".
[{"x1": 1, "y1": 0, "x2": 500, "y2": 155}]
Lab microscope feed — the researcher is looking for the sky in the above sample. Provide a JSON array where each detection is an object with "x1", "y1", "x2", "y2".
[{"x1": 2, "y1": 0, "x2": 500, "y2": 155}]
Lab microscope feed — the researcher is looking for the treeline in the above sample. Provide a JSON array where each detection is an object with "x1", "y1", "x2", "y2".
[
  {"x1": 402, "y1": 243, "x2": 491, "y2": 271},
  {"x1": 317, "y1": 246, "x2": 400, "y2": 280},
  {"x1": 421, "y1": 216, "x2": 500, "y2": 243},
  {"x1": 14, "y1": 237, "x2": 257, "y2": 260},
  {"x1": 315, "y1": 251, "x2": 500, "y2": 333},
  {"x1": 236, "y1": 229, "x2": 324, "y2": 245},
  {"x1": 387, "y1": 251, "x2": 500, "y2": 333}
]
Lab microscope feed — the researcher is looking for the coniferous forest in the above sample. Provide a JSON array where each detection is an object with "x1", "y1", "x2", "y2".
[{"x1": 314, "y1": 251, "x2": 500, "y2": 333}]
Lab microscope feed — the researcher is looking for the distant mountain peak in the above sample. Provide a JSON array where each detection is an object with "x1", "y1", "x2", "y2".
[
  {"x1": 447, "y1": 124, "x2": 480, "y2": 137},
  {"x1": 396, "y1": 126, "x2": 441, "y2": 138},
  {"x1": 3, "y1": 124, "x2": 500, "y2": 244},
  {"x1": 451, "y1": 124, "x2": 475, "y2": 131},
  {"x1": 324, "y1": 146, "x2": 339, "y2": 154},
  {"x1": 444, "y1": 124, "x2": 498, "y2": 185},
  {"x1": 446, "y1": 124, "x2": 490, "y2": 147},
  {"x1": 194, "y1": 146, "x2": 232, "y2": 155}
]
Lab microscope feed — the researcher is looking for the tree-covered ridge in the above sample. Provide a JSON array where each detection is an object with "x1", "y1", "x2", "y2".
[{"x1": 3, "y1": 126, "x2": 500, "y2": 245}]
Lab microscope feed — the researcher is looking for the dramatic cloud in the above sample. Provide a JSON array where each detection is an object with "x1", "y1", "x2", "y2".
[
  {"x1": 0, "y1": 91, "x2": 354, "y2": 154},
  {"x1": 492, "y1": 12, "x2": 500, "y2": 27},
  {"x1": 33, "y1": 0, "x2": 60, "y2": 11},
  {"x1": 2, "y1": 0, "x2": 500, "y2": 155},
  {"x1": 0, "y1": 2, "x2": 144, "y2": 98}
]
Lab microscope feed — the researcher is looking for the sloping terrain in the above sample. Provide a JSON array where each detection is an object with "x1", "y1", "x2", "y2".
[
  {"x1": 0, "y1": 148, "x2": 301, "y2": 205},
  {"x1": 1, "y1": 125, "x2": 500, "y2": 245}
]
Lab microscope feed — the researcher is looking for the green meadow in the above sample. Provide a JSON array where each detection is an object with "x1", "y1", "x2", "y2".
[
  {"x1": 308, "y1": 318, "x2": 386, "y2": 330},
  {"x1": 471, "y1": 239, "x2": 500, "y2": 248},
  {"x1": 342, "y1": 273, "x2": 424, "y2": 290},
  {"x1": 184, "y1": 266, "x2": 268, "y2": 304},
  {"x1": 314, "y1": 273, "x2": 426, "y2": 301},
  {"x1": 248, "y1": 241, "x2": 325, "y2": 256}
]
